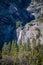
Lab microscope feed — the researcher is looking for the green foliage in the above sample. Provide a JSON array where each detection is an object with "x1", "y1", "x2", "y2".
[
  {"x1": 10, "y1": 40, "x2": 18, "y2": 58},
  {"x1": 2, "y1": 42, "x2": 11, "y2": 57},
  {"x1": 37, "y1": 14, "x2": 43, "y2": 22},
  {"x1": 7, "y1": 42, "x2": 11, "y2": 55},
  {"x1": 2, "y1": 55, "x2": 14, "y2": 65},
  {"x1": 1, "y1": 38, "x2": 43, "y2": 65},
  {"x1": 2, "y1": 42, "x2": 8, "y2": 56},
  {"x1": 18, "y1": 42, "x2": 24, "y2": 53},
  {"x1": 16, "y1": 21, "x2": 22, "y2": 28}
]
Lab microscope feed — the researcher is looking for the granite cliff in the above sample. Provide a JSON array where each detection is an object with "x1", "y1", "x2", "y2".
[{"x1": 17, "y1": 0, "x2": 43, "y2": 46}]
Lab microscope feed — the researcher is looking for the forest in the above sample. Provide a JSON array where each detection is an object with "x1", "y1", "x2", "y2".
[{"x1": 0, "y1": 38, "x2": 43, "y2": 65}]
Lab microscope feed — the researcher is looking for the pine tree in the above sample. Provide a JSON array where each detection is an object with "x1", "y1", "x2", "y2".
[
  {"x1": 18, "y1": 42, "x2": 24, "y2": 53},
  {"x1": 2, "y1": 42, "x2": 7, "y2": 57},
  {"x1": 7, "y1": 41, "x2": 11, "y2": 55},
  {"x1": 2, "y1": 42, "x2": 11, "y2": 57},
  {"x1": 10, "y1": 40, "x2": 17, "y2": 58}
]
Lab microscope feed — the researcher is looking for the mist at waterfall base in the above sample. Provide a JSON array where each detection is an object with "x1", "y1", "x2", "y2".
[{"x1": 0, "y1": 0, "x2": 35, "y2": 50}]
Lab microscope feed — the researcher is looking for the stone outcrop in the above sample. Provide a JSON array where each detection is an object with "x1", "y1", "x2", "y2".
[{"x1": 17, "y1": 21, "x2": 43, "y2": 47}]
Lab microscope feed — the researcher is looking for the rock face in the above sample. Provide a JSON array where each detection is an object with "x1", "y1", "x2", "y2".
[
  {"x1": 17, "y1": 22, "x2": 38, "y2": 43},
  {"x1": 17, "y1": 21, "x2": 43, "y2": 46},
  {"x1": 16, "y1": 0, "x2": 43, "y2": 45},
  {"x1": 0, "y1": 0, "x2": 43, "y2": 49}
]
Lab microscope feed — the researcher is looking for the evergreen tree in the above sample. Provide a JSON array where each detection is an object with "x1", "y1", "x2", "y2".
[
  {"x1": 7, "y1": 41, "x2": 11, "y2": 55},
  {"x1": 10, "y1": 40, "x2": 17, "y2": 58},
  {"x1": 2, "y1": 42, "x2": 8, "y2": 57},
  {"x1": 2, "y1": 42, "x2": 11, "y2": 57},
  {"x1": 18, "y1": 42, "x2": 24, "y2": 53}
]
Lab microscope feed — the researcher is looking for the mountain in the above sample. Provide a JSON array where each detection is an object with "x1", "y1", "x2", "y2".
[
  {"x1": 16, "y1": 0, "x2": 43, "y2": 46},
  {"x1": 0, "y1": 0, "x2": 43, "y2": 49}
]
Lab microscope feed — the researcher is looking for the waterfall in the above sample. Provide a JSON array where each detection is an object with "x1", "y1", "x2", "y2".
[{"x1": 17, "y1": 30, "x2": 22, "y2": 43}]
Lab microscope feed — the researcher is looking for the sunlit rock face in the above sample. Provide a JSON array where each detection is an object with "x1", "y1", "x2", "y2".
[
  {"x1": 17, "y1": 21, "x2": 43, "y2": 47},
  {"x1": 16, "y1": 0, "x2": 43, "y2": 45},
  {"x1": 17, "y1": 22, "x2": 38, "y2": 44}
]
